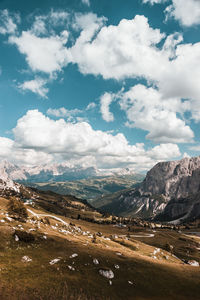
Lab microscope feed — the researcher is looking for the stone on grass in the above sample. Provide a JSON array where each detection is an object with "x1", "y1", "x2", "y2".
[{"x1": 99, "y1": 269, "x2": 114, "y2": 279}]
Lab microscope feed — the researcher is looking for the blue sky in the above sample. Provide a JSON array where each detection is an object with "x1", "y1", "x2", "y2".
[{"x1": 0, "y1": 0, "x2": 200, "y2": 172}]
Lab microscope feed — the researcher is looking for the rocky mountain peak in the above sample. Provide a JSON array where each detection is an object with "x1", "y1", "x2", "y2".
[{"x1": 141, "y1": 156, "x2": 200, "y2": 200}]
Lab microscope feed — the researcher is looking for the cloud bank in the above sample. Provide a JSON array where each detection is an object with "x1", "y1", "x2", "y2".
[{"x1": 0, "y1": 110, "x2": 180, "y2": 170}]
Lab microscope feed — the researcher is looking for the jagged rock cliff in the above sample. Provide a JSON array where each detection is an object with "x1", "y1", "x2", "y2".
[
  {"x1": 97, "y1": 156, "x2": 200, "y2": 223},
  {"x1": 142, "y1": 156, "x2": 200, "y2": 200}
]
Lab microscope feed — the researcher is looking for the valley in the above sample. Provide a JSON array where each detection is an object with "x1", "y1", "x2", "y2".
[
  {"x1": 28, "y1": 174, "x2": 143, "y2": 201},
  {"x1": 0, "y1": 157, "x2": 200, "y2": 299}
]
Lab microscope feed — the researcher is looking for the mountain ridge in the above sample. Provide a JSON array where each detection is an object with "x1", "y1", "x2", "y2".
[
  {"x1": 95, "y1": 156, "x2": 200, "y2": 223},
  {"x1": 0, "y1": 160, "x2": 139, "y2": 183}
]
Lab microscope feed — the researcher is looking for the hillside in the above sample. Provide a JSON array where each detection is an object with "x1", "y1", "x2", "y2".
[
  {"x1": 28, "y1": 174, "x2": 144, "y2": 201},
  {"x1": 0, "y1": 190, "x2": 200, "y2": 299},
  {"x1": 95, "y1": 156, "x2": 200, "y2": 223}
]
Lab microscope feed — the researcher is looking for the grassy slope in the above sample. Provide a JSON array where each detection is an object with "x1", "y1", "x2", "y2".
[
  {"x1": 0, "y1": 197, "x2": 199, "y2": 300},
  {"x1": 28, "y1": 175, "x2": 144, "y2": 201}
]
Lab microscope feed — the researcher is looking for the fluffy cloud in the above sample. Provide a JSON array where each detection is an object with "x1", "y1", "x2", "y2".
[
  {"x1": 157, "y1": 41, "x2": 200, "y2": 122},
  {"x1": 31, "y1": 10, "x2": 69, "y2": 36},
  {"x1": 0, "y1": 137, "x2": 53, "y2": 166},
  {"x1": 144, "y1": 0, "x2": 200, "y2": 27},
  {"x1": 0, "y1": 137, "x2": 14, "y2": 157},
  {"x1": 18, "y1": 77, "x2": 49, "y2": 98},
  {"x1": 119, "y1": 84, "x2": 194, "y2": 143},
  {"x1": 4, "y1": 10, "x2": 200, "y2": 146},
  {"x1": 86, "y1": 102, "x2": 96, "y2": 110},
  {"x1": 47, "y1": 107, "x2": 82, "y2": 119},
  {"x1": 147, "y1": 143, "x2": 181, "y2": 160},
  {"x1": 0, "y1": 9, "x2": 20, "y2": 35},
  {"x1": 9, "y1": 31, "x2": 69, "y2": 74},
  {"x1": 68, "y1": 15, "x2": 166, "y2": 80},
  {"x1": 100, "y1": 93, "x2": 115, "y2": 122},
  {"x1": 69, "y1": 13, "x2": 200, "y2": 115},
  {"x1": 165, "y1": 0, "x2": 200, "y2": 27},
  {"x1": 0, "y1": 110, "x2": 179, "y2": 170},
  {"x1": 47, "y1": 102, "x2": 96, "y2": 121}
]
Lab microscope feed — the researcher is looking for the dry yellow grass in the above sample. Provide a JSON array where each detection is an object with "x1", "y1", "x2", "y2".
[{"x1": 0, "y1": 197, "x2": 199, "y2": 300}]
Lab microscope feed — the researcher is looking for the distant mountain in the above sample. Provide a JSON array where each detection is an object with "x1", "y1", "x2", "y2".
[
  {"x1": 0, "y1": 160, "x2": 140, "y2": 183},
  {"x1": 0, "y1": 162, "x2": 21, "y2": 195},
  {"x1": 95, "y1": 156, "x2": 200, "y2": 223},
  {"x1": 0, "y1": 160, "x2": 100, "y2": 182}
]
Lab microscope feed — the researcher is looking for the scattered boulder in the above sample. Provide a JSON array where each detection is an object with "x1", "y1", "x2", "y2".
[
  {"x1": 70, "y1": 253, "x2": 78, "y2": 258},
  {"x1": 14, "y1": 234, "x2": 19, "y2": 242},
  {"x1": 99, "y1": 269, "x2": 114, "y2": 279},
  {"x1": 187, "y1": 260, "x2": 199, "y2": 267},
  {"x1": 49, "y1": 258, "x2": 61, "y2": 265},
  {"x1": 114, "y1": 264, "x2": 119, "y2": 269},
  {"x1": 93, "y1": 258, "x2": 99, "y2": 265},
  {"x1": 21, "y1": 256, "x2": 32, "y2": 263}
]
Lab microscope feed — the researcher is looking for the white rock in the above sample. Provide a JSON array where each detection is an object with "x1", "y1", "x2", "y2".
[
  {"x1": 70, "y1": 253, "x2": 78, "y2": 258},
  {"x1": 153, "y1": 248, "x2": 160, "y2": 255},
  {"x1": 128, "y1": 281, "x2": 134, "y2": 285},
  {"x1": 49, "y1": 258, "x2": 61, "y2": 265},
  {"x1": 93, "y1": 258, "x2": 99, "y2": 265},
  {"x1": 68, "y1": 265, "x2": 75, "y2": 271},
  {"x1": 99, "y1": 269, "x2": 114, "y2": 279},
  {"x1": 114, "y1": 264, "x2": 120, "y2": 269},
  {"x1": 15, "y1": 235, "x2": 19, "y2": 242},
  {"x1": 22, "y1": 256, "x2": 32, "y2": 263},
  {"x1": 188, "y1": 260, "x2": 199, "y2": 267}
]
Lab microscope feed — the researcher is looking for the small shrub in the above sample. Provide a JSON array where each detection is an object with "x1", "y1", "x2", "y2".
[
  {"x1": 165, "y1": 242, "x2": 173, "y2": 253},
  {"x1": 14, "y1": 230, "x2": 35, "y2": 243},
  {"x1": 92, "y1": 233, "x2": 97, "y2": 243},
  {"x1": 43, "y1": 217, "x2": 50, "y2": 225},
  {"x1": 7, "y1": 197, "x2": 28, "y2": 221}
]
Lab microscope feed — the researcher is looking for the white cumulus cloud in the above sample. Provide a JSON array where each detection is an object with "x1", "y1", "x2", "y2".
[
  {"x1": 68, "y1": 15, "x2": 166, "y2": 80},
  {"x1": 119, "y1": 84, "x2": 194, "y2": 143},
  {"x1": 0, "y1": 110, "x2": 179, "y2": 170},
  {"x1": 100, "y1": 93, "x2": 115, "y2": 122},
  {"x1": 165, "y1": 0, "x2": 200, "y2": 27},
  {"x1": 0, "y1": 9, "x2": 20, "y2": 35},
  {"x1": 9, "y1": 31, "x2": 69, "y2": 74},
  {"x1": 18, "y1": 77, "x2": 49, "y2": 98}
]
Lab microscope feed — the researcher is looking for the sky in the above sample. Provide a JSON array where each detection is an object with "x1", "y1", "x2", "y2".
[{"x1": 0, "y1": 0, "x2": 200, "y2": 172}]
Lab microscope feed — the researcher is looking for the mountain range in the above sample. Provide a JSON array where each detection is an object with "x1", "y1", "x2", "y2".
[
  {"x1": 1, "y1": 157, "x2": 200, "y2": 224},
  {"x1": 0, "y1": 160, "x2": 138, "y2": 182}
]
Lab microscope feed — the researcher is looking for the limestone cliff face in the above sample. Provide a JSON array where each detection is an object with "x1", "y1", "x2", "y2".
[
  {"x1": 138, "y1": 156, "x2": 200, "y2": 222},
  {"x1": 99, "y1": 156, "x2": 200, "y2": 222},
  {"x1": 142, "y1": 156, "x2": 200, "y2": 201}
]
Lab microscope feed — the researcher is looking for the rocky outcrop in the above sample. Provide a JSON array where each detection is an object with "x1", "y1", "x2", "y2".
[
  {"x1": 142, "y1": 156, "x2": 200, "y2": 200},
  {"x1": 98, "y1": 156, "x2": 200, "y2": 223},
  {"x1": 0, "y1": 164, "x2": 20, "y2": 194}
]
